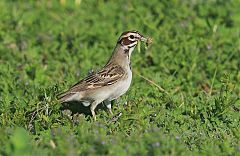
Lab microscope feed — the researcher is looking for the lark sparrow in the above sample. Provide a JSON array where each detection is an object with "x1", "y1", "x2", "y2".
[{"x1": 58, "y1": 31, "x2": 151, "y2": 120}]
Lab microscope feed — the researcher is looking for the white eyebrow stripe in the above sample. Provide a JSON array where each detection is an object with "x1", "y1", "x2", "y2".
[{"x1": 121, "y1": 32, "x2": 138, "y2": 38}]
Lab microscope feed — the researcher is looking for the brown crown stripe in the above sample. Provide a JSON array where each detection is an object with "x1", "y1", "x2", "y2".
[{"x1": 121, "y1": 30, "x2": 138, "y2": 36}]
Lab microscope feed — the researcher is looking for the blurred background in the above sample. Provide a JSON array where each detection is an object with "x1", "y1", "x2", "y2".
[{"x1": 0, "y1": 0, "x2": 239, "y2": 155}]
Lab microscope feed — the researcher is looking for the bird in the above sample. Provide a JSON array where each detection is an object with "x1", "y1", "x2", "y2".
[{"x1": 58, "y1": 30, "x2": 151, "y2": 120}]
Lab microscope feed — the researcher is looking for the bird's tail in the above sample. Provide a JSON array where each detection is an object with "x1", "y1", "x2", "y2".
[{"x1": 57, "y1": 91, "x2": 75, "y2": 103}]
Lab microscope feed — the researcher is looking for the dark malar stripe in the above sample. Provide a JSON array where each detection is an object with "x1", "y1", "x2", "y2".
[{"x1": 127, "y1": 44, "x2": 136, "y2": 49}]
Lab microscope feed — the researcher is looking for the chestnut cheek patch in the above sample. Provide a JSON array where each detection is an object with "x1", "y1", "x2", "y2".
[{"x1": 121, "y1": 37, "x2": 135, "y2": 45}]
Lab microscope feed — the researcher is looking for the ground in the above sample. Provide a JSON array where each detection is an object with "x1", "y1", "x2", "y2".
[{"x1": 0, "y1": 0, "x2": 239, "y2": 155}]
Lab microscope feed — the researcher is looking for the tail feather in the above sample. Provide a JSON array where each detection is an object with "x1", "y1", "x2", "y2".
[
  {"x1": 57, "y1": 91, "x2": 83, "y2": 103},
  {"x1": 57, "y1": 91, "x2": 75, "y2": 103}
]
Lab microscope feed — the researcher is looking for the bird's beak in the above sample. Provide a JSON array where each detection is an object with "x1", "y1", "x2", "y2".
[
  {"x1": 136, "y1": 34, "x2": 152, "y2": 52},
  {"x1": 140, "y1": 36, "x2": 148, "y2": 42},
  {"x1": 139, "y1": 34, "x2": 153, "y2": 45},
  {"x1": 136, "y1": 33, "x2": 147, "y2": 42}
]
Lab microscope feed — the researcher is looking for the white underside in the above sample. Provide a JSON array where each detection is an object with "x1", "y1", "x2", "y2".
[{"x1": 65, "y1": 68, "x2": 132, "y2": 107}]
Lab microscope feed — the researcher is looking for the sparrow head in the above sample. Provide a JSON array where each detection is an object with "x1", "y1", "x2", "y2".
[
  {"x1": 107, "y1": 30, "x2": 151, "y2": 66},
  {"x1": 117, "y1": 30, "x2": 148, "y2": 50}
]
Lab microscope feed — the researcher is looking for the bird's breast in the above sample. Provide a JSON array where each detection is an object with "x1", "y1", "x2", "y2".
[{"x1": 108, "y1": 68, "x2": 132, "y2": 101}]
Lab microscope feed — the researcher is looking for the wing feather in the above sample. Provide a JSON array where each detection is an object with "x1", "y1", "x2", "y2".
[{"x1": 57, "y1": 64, "x2": 125, "y2": 102}]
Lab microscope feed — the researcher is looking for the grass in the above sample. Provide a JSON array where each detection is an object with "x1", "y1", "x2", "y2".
[{"x1": 0, "y1": 0, "x2": 239, "y2": 155}]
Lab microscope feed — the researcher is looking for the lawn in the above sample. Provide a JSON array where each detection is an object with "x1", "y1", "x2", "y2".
[{"x1": 0, "y1": 0, "x2": 239, "y2": 155}]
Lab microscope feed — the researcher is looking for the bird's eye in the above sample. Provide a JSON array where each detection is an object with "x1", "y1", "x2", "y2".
[{"x1": 129, "y1": 35, "x2": 134, "y2": 39}]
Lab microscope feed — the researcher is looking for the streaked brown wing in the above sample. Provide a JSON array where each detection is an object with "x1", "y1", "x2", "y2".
[
  {"x1": 68, "y1": 64, "x2": 125, "y2": 92},
  {"x1": 57, "y1": 64, "x2": 125, "y2": 102}
]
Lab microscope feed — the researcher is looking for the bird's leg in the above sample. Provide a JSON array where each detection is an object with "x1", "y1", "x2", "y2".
[
  {"x1": 90, "y1": 102, "x2": 98, "y2": 121},
  {"x1": 104, "y1": 100, "x2": 113, "y2": 115}
]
